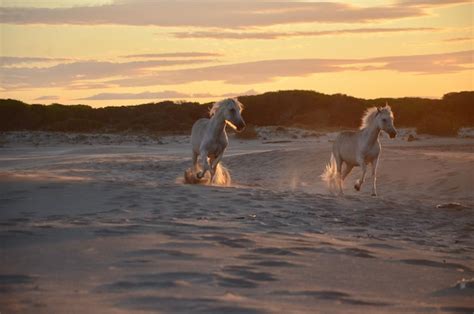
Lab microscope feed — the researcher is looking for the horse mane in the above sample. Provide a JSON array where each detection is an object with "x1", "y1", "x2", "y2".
[
  {"x1": 360, "y1": 105, "x2": 393, "y2": 129},
  {"x1": 209, "y1": 98, "x2": 243, "y2": 117}
]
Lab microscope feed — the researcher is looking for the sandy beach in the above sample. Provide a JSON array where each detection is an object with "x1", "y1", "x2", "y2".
[{"x1": 0, "y1": 130, "x2": 473, "y2": 314}]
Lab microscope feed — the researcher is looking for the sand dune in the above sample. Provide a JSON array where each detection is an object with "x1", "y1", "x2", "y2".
[{"x1": 0, "y1": 131, "x2": 473, "y2": 313}]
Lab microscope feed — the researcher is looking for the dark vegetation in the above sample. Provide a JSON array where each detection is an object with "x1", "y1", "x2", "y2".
[
  {"x1": 234, "y1": 124, "x2": 259, "y2": 140},
  {"x1": 1, "y1": 90, "x2": 472, "y2": 136}
]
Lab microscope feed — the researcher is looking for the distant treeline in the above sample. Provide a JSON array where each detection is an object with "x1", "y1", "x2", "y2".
[{"x1": 1, "y1": 90, "x2": 472, "y2": 136}]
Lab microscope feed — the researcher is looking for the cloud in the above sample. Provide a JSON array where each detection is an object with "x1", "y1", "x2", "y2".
[
  {"x1": 78, "y1": 89, "x2": 259, "y2": 100},
  {"x1": 0, "y1": 2, "x2": 428, "y2": 27},
  {"x1": 123, "y1": 52, "x2": 222, "y2": 58},
  {"x1": 220, "y1": 89, "x2": 259, "y2": 98},
  {"x1": 78, "y1": 90, "x2": 189, "y2": 100},
  {"x1": 395, "y1": 0, "x2": 471, "y2": 7},
  {"x1": 172, "y1": 27, "x2": 437, "y2": 40},
  {"x1": 2, "y1": 50, "x2": 471, "y2": 90},
  {"x1": 106, "y1": 50, "x2": 473, "y2": 87},
  {"x1": 68, "y1": 82, "x2": 115, "y2": 90},
  {"x1": 442, "y1": 37, "x2": 473, "y2": 42},
  {"x1": 0, "y1": 0, "x2": 113, "y2": 9},
  {"x1": 34, "y1": 95, "x2": 59, "y2": 100},
  {"x1": 0, "y1": 58, "x2": 215, "y2": 89},
  {"x1": 0, "y1": 56, "x2": 70, "y2": 66},
  {"x1": 367, "y1": 50, "x2": 473, "y2": 74}
]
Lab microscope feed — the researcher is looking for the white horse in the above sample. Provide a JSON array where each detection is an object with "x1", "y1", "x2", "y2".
[
  {"x1": 187, "y1": 98, "x2": 246, "y2": 184},
  {"x1": 322, "y1": 104, "x2": 397, "y2": 196}
]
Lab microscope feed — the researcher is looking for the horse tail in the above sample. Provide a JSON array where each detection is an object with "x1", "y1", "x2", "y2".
[
  {"x1": 213, "y1": 163, "x2": 231, "y2": 186},
  {"x1": 321, "y1": 154, "x2": 338, "y2": 192}
]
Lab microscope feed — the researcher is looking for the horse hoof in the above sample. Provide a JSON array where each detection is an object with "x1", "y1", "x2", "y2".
[
  {"x1": 196, "y1": 172, "x2": 204, "y2": 179},
  {"x1": 354, "y1": 184, "x2": 360, "y2": 191},
  {"x1": 371, "y1": 193, "x2": 377, "y2": 197}
]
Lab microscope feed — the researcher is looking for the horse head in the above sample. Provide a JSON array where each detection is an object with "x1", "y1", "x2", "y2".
[
  {"x1": 211, "y1": 98, "x2": 246, "y2": 132},
  {"x1": 376, "y1": 104, "x2": 397, "y2": 138}
]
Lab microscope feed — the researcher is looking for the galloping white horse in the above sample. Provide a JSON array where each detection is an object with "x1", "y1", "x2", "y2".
[
  {"x1": 187, "y1": 98, "x2": 245, "y2": 184},
  {"x1": 322, "y1": 104, "x2": 397, "y2": 196}
]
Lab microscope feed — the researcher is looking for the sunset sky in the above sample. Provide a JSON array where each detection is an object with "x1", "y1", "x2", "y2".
[{"x1": 0, "y1": 0, "x2": 472, "y2": 107}]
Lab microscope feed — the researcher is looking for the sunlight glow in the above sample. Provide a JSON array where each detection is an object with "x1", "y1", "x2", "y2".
[{"x1": 0, "y1": 0, "x2": 472, "y2": 106}]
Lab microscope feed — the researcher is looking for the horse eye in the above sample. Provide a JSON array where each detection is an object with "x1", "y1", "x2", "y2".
[
  {"x1": 382, "y1": 118, "x2": 387, "y2": 122},
  {"x1": 230, "y1": 108, "x2": 236, "y2": 113}
]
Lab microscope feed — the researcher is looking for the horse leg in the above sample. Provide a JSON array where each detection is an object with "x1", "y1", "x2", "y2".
[
  {"x1": 335, "y1": 156, "x2": 344, "y2": 195},
  {"x1": 208, "y1": 157, "x2": 216, "y2": 183},
  {"x1": 370, "y1": 158, "x2": 379, "y2": 196},
  {"x1": 197, "y1": 150, "x2": 210, "y2": 179},
  {"x1": 192, "y1": 152, "x2": 199, "y2": 172},
  {"x1": 341, "y1": 164, "x2": 354, "y2": 181},
  {"x1": 354, "y1": 160, "x2": 367, "y2": 192},
  {"x1": 209, "y1": 153, "x2": 223, "y2": 184}
]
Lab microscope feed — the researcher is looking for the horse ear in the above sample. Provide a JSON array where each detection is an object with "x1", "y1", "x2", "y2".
[
  {"x1": 377, "y1": 107, "x2": 382, "y2": 113},
  {"x1": 385, "y1": 101, "x2": 389, "y2": 108}
]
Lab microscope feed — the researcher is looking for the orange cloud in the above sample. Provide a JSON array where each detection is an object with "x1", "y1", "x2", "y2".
[
  {"x1": 396, "y1": 0, "x2": 471, "y2": 7},
  {"x1": 34, "y1": 95, "x2": 59, "y2": 100},
  {"x1": 108, "y1": 50, "x2": 473, "y2": 87},
  {"x1": 2, "y1": 50, "x2": 471, "y2": 90},
  {"x1": 0, "y1": 56, "x2": 70, "y2": 66},
  {"x1": 0, "y1": 2, "x2": 428, "y2": 27},
  {"x1": 1, "y1": 58, "x2": 215, "y2": 89},
  {"x1": 78, "y1": 89, "x2": 258, "y2": 100},
  {"x1": 172, "y1": 27, "x2": 438, "y2": 40},
  {"x1": 442, "y1": 37, "x2": 473, "y2": 42},
  {"x1": 122, "y1": 52, "x2": 222, "y2": 59}
]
